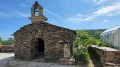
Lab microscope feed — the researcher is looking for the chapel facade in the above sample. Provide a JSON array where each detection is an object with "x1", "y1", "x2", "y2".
[{"x1": 13, "y1": 1, "x2": 76, "y2": 60}]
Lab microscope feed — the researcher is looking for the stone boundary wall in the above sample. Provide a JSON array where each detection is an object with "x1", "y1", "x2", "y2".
[
  {"x1": 0, "y1": 45, "x2": 14, "y2": 52},
  {"x1": 88, "y1": 45, "x2": 120, "y2": 67},
  {"x1": 0, "y1": 45, "x2": 1, "y2": 52}
]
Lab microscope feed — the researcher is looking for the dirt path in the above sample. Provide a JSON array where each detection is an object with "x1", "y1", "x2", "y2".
[
  {"x1": 0, "y1": 53, "x2": 85, "y2": 67},
  {"x1": 87, "y1": 54, "x2": 102, "y2": 67}
]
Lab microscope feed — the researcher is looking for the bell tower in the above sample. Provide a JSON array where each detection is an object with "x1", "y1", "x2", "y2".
[{"x1": 29, "y1": 1, "x2": 48, "y2": 23}]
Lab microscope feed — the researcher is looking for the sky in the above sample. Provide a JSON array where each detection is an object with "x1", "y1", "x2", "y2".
[{"x1": 0, "y1": 0, "x2": 120, "y2": 40}]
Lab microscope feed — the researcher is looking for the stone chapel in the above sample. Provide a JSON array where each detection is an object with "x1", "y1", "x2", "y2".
[{"x1": 13, "y1": 1, "x2": 76, "y2": 60}]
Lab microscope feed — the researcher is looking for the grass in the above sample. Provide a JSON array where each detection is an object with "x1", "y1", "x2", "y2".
[
  {"x1": 88, "y1": 53, "x2": 102, "y2": 67},
  {"x1": 95, "y1": 39, "x2": 100, "y2": 45}
]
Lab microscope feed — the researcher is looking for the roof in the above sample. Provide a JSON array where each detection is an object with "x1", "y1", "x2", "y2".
[
  {"x1": 101, "y1": 25, "x2": 120, "y2": 36},
  {"x1": 13, "y1": 22, "x2": 76, "y2": 35}
]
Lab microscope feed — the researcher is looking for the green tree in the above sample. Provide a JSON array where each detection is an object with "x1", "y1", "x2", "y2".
[
  {"x1": 95, "y1": 31, "x2": 102, "y2": 39},
  {"x1": 85, "y1": 37, "x2": 96, "y2": 45},
  {"x1": 1, "y1": 37, "x2": 14, "y2": 45},
  {"x1": 8, "y1": 37, "x2": 14, "y2": 45},
  {"x1": 75, "y1": 31, "x2": 90, "y2": 47},
  {"x1": 2, "y1": 40, "x2": 8, "y2": 45}
]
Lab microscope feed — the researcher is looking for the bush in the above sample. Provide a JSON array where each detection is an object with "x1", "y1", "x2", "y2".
[
  {"x1": 0, "y1": 37, "x2": 14, "y2": 45},
  {"x1": 73, "y1": 46, "x2": 90, "y2": 63},
  {"x1": 98, "y1": 41, "x2": 114, "y2": 48},
  {"x1": 85, "y1": 37, "x2": 96, "y2": 46}
]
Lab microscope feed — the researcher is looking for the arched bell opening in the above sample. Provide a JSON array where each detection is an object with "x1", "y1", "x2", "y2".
[{"x1": 35, "y1": 8, "x2": 39, "y2": 16}]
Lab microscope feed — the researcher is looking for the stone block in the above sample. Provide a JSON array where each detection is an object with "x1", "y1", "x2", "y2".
[
  {"x1": 105, "y1": 57, "x2": 114, "y2": 61},
  {"x1": 64, "y1": 44, "x2": 70, "y2": 58},
  {"x1": 104, "y1": 62, "x2": 116, "y2": 67},
  {"x1": 105, "y1": 52, "x2": 115, "y2": 57},
  {"x1": 88, "y1": 45, "x2": 120, "y2": 67},
  {"x1": 114, "y1": 59, "x2": 120, "y2": 64},
  {"x1": 1, "y1": 45, "x2": 14, "y2": 52},
  {"x1": 114, "y1": 55, "x2": 120, "y2": 58},
  {"x1": 59, "y1": 58, "x2": 75, "y2": 65}
]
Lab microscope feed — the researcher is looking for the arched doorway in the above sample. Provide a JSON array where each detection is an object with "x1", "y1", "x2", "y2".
[
  {"x1": 31, "y1": 38, "x2": 44, "y2": 58},
  {"x1": 37, "y1": 38, "x2": 44, "y2": 56}
]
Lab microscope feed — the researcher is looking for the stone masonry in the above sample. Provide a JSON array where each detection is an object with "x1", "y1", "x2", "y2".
[
  {"x1": 13, "y1": 1, "x2": 76, "y2": 60},
  {"x1": 0, "y1": 45, "x2": 14, "y2": 52},
  {"x1": 88, "y1": 45, "x2": 120, "y2": 67},
  {"x1": 0, "y1": 43, "x2": 1, "y2": 52},
  {"x1": 29, "y1": 1, "x2": 47, "y2": 23}
]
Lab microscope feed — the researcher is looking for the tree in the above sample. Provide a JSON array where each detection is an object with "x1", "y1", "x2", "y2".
[
  {"x1": 85, "y1": 37, "x2": 96, "y2": 45},
  {"x1": 8, "y1": 37, "x2": 14, "y2": 45},
  {"x1": 1, "y1": 37, "x2": 14, "y2": 45},
  {"x1": 2, "y1": 40, "x2": 8, "y2": 45},
  {"x1": 95, "y1": 31, "x2": 102, "y2": 39},
  {"x1": 75, "y1": 31, "x2": 90, "y2": 47}
]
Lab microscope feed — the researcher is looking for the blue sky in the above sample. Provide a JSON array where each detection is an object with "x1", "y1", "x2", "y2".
[{"x1": 0, "y1": 0, "x2": 120, "y2": 40}]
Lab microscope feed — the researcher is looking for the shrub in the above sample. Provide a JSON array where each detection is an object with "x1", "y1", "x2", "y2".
[
  {"x1": 85, "y1": 37, "x2": 96, "y2": 46},
  {"x1": 73, "y1": 46, "x2": 90, "y2": 63},
  {"x1": 98, "y1": 41, "x2": 114, "y2": 48}
]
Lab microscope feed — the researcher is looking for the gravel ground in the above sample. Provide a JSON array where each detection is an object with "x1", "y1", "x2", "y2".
[{"x1": 0, "y1": 53, "x2": 84, "y2": 67}]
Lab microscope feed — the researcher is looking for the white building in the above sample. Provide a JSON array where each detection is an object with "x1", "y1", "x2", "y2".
[{"x1": 100, "y1": 25, "x2": 120, "y2": 48}]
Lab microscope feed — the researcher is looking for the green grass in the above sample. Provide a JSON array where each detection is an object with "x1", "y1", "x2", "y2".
[{"x1": 95, "y1": 39, "x2": 100, "y2": 45}]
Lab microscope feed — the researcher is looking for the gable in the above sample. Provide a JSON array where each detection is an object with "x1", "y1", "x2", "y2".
[{"x1": 13, "y1": 22, "x2": 76, "y2": 35}]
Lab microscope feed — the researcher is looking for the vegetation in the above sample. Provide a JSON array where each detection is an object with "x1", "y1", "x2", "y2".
[
  {"x1": 73, "y1": 29, "x2": 105, "y2": 63},
  {"x1": 73, "y1": 46, "x2": 90, "y2": 63},
  {"x1": 0, "y1": 37, "x2": 14, "y2": 45},
  {"x1": 97, "y1": 41, "x2": 120, "y2": 49}
]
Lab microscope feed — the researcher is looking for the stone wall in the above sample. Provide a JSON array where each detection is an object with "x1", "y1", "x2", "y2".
[
  {"x1": 0, "y1": 45, "x2": 14, "y2": 52},
  {"x1": 13, "y1": 22, "x2": 76, "y2": 60},
  {"x1": 88, "y1": 45, "x2": 120, "y2": 67},
  {"x1": 0, "y1": 44, "x2": 1, "y2": 52}
]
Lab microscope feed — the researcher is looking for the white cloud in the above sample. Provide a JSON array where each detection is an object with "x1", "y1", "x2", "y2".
[
  {"x1": 19, "y1": 3, "x2": 27, "y2": 8},
  {"x1": 98, "y1": 0, "x2": 107, "y2": 4},
  {"x1": 104, "y1": 20, "x2": 108, "y2": 22},
  {"x1": 44, "y1": 9, "x2": 64, "y2": 20},
  {"x1": 82, "y1": 16, "x2": 95, "y2": 21},
  {"x1": 94, "y1": 3, "x2": 120, "y2": 16},
  {"x1": 67, "y1": 2, "x2": 120, "y2": 22},
  {"x1": 67, "y1": 14, "x2": 85, "y2": 22},
  {"x1": 67, "y1": 15, "x2": 95, "y2": 22},
  {"x1": 11, "y1": 10, "x2": 30, "y2": 18},
  {"x1": 0, "y1": 10, "x2": 30, "y2": 18},
  {"x1": 76, "y1": 14, "x2": 84, "y2": 17},
  {"x1": 0, "y1": 12, "x2": 10, "y2": 17},
  {"x1": 92, "y1": 0, "x2": 107, "y2": 4},
  {"x1": 67, "y1": 18, "x2": 82, "y2": 22},
  {"x1": 17, "y1": 13, "x2": 30, "y2": 17}
]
